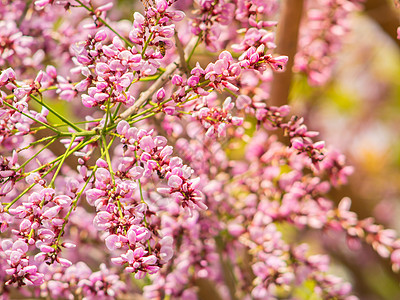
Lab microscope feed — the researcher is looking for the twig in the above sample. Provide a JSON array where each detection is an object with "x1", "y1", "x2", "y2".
[
  {"x1": 118, "y1": 36, "x2": 198, "y2": 120},
  {"x1": 174, "y1": 31, "x2": 189, "y2": 74},
  {"x1": 269, "y1": 0, "x2": 304, "y2": 107}
]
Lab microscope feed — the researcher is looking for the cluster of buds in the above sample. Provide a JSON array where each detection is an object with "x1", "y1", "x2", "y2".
[
  {"x1": 191, "y1": 97, "x2": 243, "y2": 138},
  {"x1": 116, "y1": 121, "x2": 207, "y2": 213},
  {"x1": 1, "y1": 239, "x2": 44, "y2": 286},
  {"x1": 191, "y1": 0, "x2": 235, "y2": 51},
  {"x1": 8, "y1": 187, "x2": 75, "y2": 267},
  {"x1": 129, "y1": 0, "x2": 185, "y2": 59},
  {"x1": 87, "y1": 164, "x2": 169, "y2": 277},
  {"x1": 39, "y1": 262, "x2": 126, "y2": 299},
  {"x1": 0, "y1": 152, "x2": 20, "y2": 198},
  {"x1": 295, "y1": 0, "x2": 364, "y2": 85}
]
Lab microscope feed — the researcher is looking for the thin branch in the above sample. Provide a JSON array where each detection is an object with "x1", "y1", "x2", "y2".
[
  {"x1": 174, "y1": 31, "x2": 189, "y2": 74},
  {"x1": 269, "y1": 0, "x2": 304, "y2": 107}
]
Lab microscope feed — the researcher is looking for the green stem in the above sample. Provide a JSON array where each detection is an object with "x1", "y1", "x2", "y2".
[
  {"x1": 4, "y1": 84, "x2": 75, "y2": 101},
  {"x1": 134, "y1": 149, "x2": 152, "y2": 253},
  {"x1": 30, "y1": 94, "x2": 83, "y2": 132},
  {"x1": 101, "y1": 135, "x2": 123, "y2": 217},
  {"x1": 30, "y1": 118, "x2": 103, "y2": 131},
  {"x1": 101, "y1": 134, "x2": 115, "y2": 185},
  {"x1": 49, "y1": 135, "x2": 77, "y2": 188},
  {"x1": 138, "y1": 74, "x2": 163, "y2": 82},
  {"x1": 112, "y1": 102, "x2": 122, "y2": 120},
  {"x1": 103, "y1": 97, "x2": 112, "y2": 134},
  {"x1": 186, "y1": 35, "x2": 202, "y2": 65},
  {"x1": 129, "y1": 112, "x2": 156, "y2": 125},
  {"x1": 18, "y1": 135, "x2": 57, "y2": 152},
  {"x1": 141, "y1": 18, "x2": 160, "y2": 58},
  {"x1": 55, "y1": 165, "x2": 97, "y2": 245},
  {"x1": 142, "y1": 32, "x2": 155, "y2": 58},
  {"x1": 55, "y1": 136, "x2": 115, "y2": 244},
  {"x1": 223, "y1": 88, "x2": 239, "y2": 98},
  {"x1": 4, "y1": 164, "x2": 58, "y2": 212},
  {"x1": 126, "y1": 105, "x2": 159, "y2": 122},
  {"x1": 17, "y1": 0, "x2": 32, "y2": 26},
  {"x1": 24, "y1": 137, "x2": 99, "y2": 178},
  {"x1": 2, "y1": 101, "x2": 61, "y2": 134},
  {"x1": 17, "y1": 137, "x2": 58, "y2": 171},
  {"x1": 4, "y1": 183, "x2": 35, "y2": 211},
  {"x1": 104, "y1": 80, "x2": 212, "y2": 133}
]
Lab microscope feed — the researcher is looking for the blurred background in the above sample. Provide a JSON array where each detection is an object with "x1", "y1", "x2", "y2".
[{"x1": 287, "y1": 0, "x2": 400, "y2": 298}]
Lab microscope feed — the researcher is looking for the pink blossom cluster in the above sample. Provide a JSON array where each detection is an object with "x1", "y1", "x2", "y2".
[
  {"x1": 0, "y1": 80, "x2": 50, "y2": 153},
  {"x1": 0, "y1": 1, "x2": 38, "y2": 69},
  {"x1": 39, "y1": 262, "x2": 126, "y2": 299},
  {"x1": 190, "y1": 0, "x2": 235, "y2": 51},
  {"x1": 116, "y1": 121, "x2": 206, "y2": 212},
  {"x1": 191, "y1": 96, "x2": 243, "y2": 138},
  {"x1": 295, "y1": 0, "x2": 364, "y2": 85}
]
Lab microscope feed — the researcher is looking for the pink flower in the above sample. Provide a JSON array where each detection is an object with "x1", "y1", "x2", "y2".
[{"x1": 168, "y1": 175, "x2": 182, "y2": 188}]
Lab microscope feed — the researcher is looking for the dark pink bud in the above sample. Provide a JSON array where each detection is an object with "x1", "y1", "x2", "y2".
[
  {"x1": 40, "y1": 245, "x2": 54, "y2": 253},
  {"x1": 171, "y1": 74, "x2": 183, "y2": 85},
  {"x1": 169, "y1": 11, "x2": 185, "y2": 21},
  {"x1": 249, "y1": 53, "x2": 259, "y2": 64},
  {"x1": 292, "y1": 138, "x2": 304, "y2": 150},
  {"x1": 156, "y1": 0, "x2": 168, "y2": 12},
  {"x1": 43, "y1": 206, "x2": 61, "y2": 219},
  {"x1": 82, "y1": 95, "x2": 97, "y2": 107},
  {"x1": 75, "y1": 78, "x2": 91, "y2": 92},
  {"x1": 96, "y1": 158, "x2": 108, "y2": 168},
  {"x1": 113, "y1": 36, "x2": 125, "y2": 50},
  {"x1": 313, "y1": 141, "x2": 325, "y2": 150},
  {"x1": 58, "y1": 258, "x2": 72, "y2": 267},
  {"x1": 102, "y1": 45, "x2": 118, "y2": 57},
  {"x1": 187, "y1": 76, "x2": 199, "y2": 87},
  {"x1": 236, "y1": 95, "x2": 252, "y2": 109},
  {"x1": 45, "y1": 65, "x2": 57, "y2": 78},
  {"x1": 156, "y1": 88, "x2": 166, "y2": 101},
  {"x1": 96, "y1": 62, "x2": 110, "y2": 74},
  {"x1": 139, "y1": 136, "x2": 155, "y2": 152},
  {"x1": 105, "y1": 234, "x2": 120, "y2": 250},
  {"x1": 117, "y1": 120, "x2": 130, "y2": 135},
  {"x1": 129, "y1": 166, "x2": 144, "y2": 180}
]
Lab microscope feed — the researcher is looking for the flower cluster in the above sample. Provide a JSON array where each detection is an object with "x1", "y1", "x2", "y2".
[
  {"x1": 0, "y1": 95, "x2": 49, "y2": 152},
  {"x1": 295, "y1": 0, "x2": 364, "y2": 85},
  {"x1": 39, "y1": 262, "x2": 126, "y2": 299},
  {"x1": 8, "y1": 187, "x2": 74, "y2": 267},
  {"x1": 0, "y1": 15, "x2": 37, "y2": 68},
  {"x1": 191, "y1": 97, "x2": 243, "y2": 138},
  {"x1": 1, "y1": 239, "x2": 44, "y2": 287},
  {"x1": 116, "y1": 121, "x2": 206, "y2": 212},
  {"x1": 191, "y1": 0, "x2": 235, "y2": 51},
  {"x1": 74, "y1": 33, "x2": 138, "y2": 107},
  {"x1": 129, "y1": 0, "x2": 185, "y2": 59}
]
